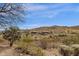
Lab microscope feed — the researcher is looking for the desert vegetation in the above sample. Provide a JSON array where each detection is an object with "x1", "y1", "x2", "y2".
[
  {"x1": 0, "y1": 26, "x2": 79, "y2": 56},
  {"x1": 2, "y1": 26, "x2": 21, "y2": 47},
  {"x1": 0, "y1": 3, "x2": 79, "y2": 56}
]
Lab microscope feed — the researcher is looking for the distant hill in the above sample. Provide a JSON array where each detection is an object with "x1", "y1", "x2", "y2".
[{"x1": 24, "y1": 25, "x2": 79, "y2": 33}]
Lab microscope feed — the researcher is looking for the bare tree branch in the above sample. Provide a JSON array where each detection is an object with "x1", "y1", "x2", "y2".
[{"x1": 0, "y1": 3, "x2": 25, "y2": 28}]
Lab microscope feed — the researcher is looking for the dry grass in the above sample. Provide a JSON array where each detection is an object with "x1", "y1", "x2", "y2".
[
  {"x1": 1, "y1": 26, "x2": 79, "y2": 56},
  {"x1": 44, "y1": 48, "x2": 60, "y2": 56},
  {"x1": 16, "y1": 34, "x2": 44, "y2": 56},
  {"x1": 59, "y1": 45, "x2": 74, "y2": 56}
]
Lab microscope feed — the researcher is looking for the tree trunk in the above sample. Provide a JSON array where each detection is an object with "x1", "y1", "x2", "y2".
[{"x1": 10, "y1": 42, "x2": 13, "y2": 47}]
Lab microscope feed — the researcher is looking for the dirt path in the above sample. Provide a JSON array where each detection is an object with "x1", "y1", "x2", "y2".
[
  {"x1": 0, "y1": 41, "x2": 18, "y2": 56},
  {"x1": 0, "y1": 47, "x2": 15, "y2": 56},
  {"x1": 44, "y1": 48, "x2": 60, "y2": 56}
]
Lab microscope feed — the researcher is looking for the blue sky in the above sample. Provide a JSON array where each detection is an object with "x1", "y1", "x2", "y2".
[{"x1": 19, "y1": 3, "x2": 79, "y2": 29}]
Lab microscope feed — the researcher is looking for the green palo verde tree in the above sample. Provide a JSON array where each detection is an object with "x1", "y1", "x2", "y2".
[{"x1": 2, "y1": 26, "x2": 21, "y2": 47}]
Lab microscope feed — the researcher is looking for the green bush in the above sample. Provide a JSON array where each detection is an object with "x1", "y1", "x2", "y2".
[
  {"x1": 2, "y1": 26, "x2": 21, "y2": 47},
  {"x1": 21, "y1": 33, "x2": 33, "y2": 43}
]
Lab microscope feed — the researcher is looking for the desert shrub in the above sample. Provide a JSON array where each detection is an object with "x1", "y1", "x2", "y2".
[
  {"x1": 57, "y1": 34, "x2": 67, "y2": 37},
  {"x1": 21, "y1": 33, "x2": 33, "y2": 43},
  {"x1": 16, "y1": 34, "x2": 34, "y2": 52},
  {"x1": 2, "y1": 26, "x2": 21, "y2": 47},
  {"x1": 70, "y1": 32, "x2": 78, "y2": 34},
  {"x1": 63, "y1": 38, "x2": 73, "y2": 45},
  {"x1": 71, "y1": 44, "x2": 79, "y2": 56},
  {"x1": 62, "y1": 35, "x2": 79, "y2": 45},
  {"x1": 37, "y1": 37, "x2": 60, "y2": 49},
  {"x1": 16, "y1": 35, "x2": 44, "y2": 56},
  {"x1": 59, "y1": 45, "x2": 74, "y2": 56},
  {"x1": 26, "y1": 45, "x2": 44, "y2": 56},
  {"x1": 0, "y1": 35, "x2": 4, "y2": 43},
  {"x1": 52, "y1": 35, "x2": 61, "y2": 42},
  {"x1": 47, "y1": 42, "x2": 59, "y2": 49},
  {"x1": 49, "y1": 35, "x2": 53, "y2": 38},
  {"x1": 59, "y1": 44, "x2": 79, "y2": 56},
  {"x1": 16, "y1": 42, "x2": 44, "y2": 56},
  {"x1": 38, "y1": 38, "x2": 53, "y2": 49}
]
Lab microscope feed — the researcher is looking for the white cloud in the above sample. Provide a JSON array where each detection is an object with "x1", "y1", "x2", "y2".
[
  {"x1": 27, "y1": 5, "x2": 47, "y2": 11},
  {"x1": 26, "y1": 10, "x2": 61, "y2": 19},
  {"x1": 23, "y1": 4, "x2": 48, "y2": 11},
  {"x1": 26, "y1": 4, "x2": 79, "y2": 19},
  {"x1": 24, "y1": 4, "x2": 67, "y2": 18}
]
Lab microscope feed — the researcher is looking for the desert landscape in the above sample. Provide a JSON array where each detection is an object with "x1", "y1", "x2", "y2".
[
  {"x1": 0, "y1": 26, "x2": 79, "y2": 56},
  {"x1": 0, "y1": 3, "x2": 79, "y2": 56}
]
